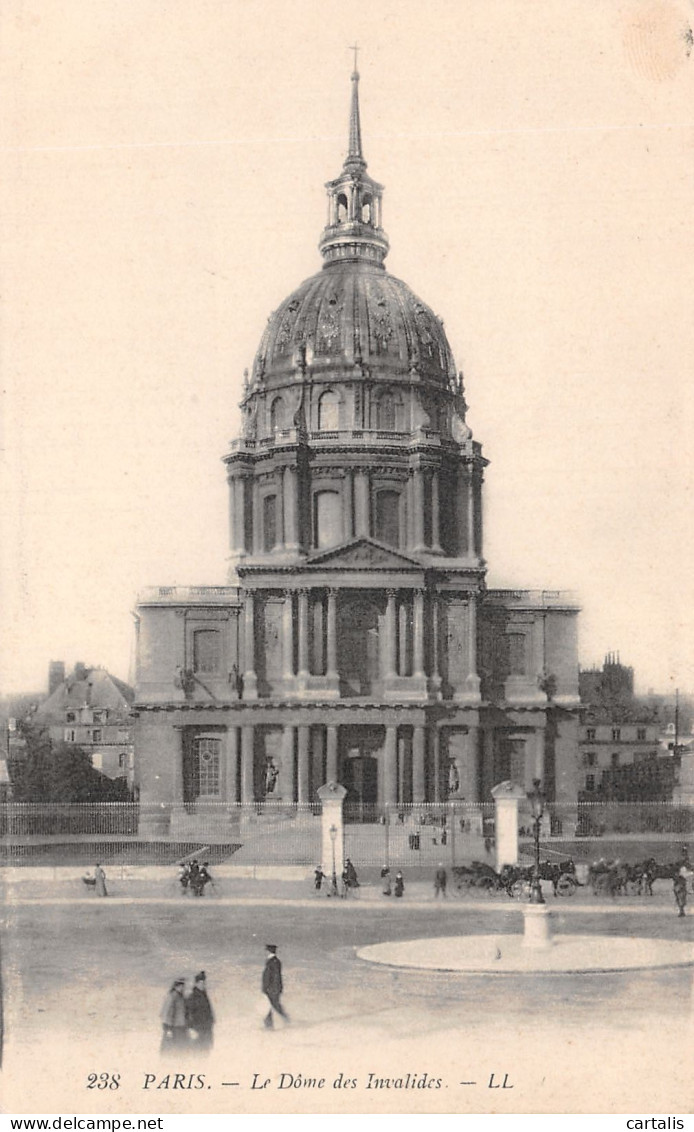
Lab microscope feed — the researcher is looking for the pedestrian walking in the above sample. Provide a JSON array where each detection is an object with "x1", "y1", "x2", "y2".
[
  {"x1": 394, "y1": 870, "x2": 405, "y2": 898},
  {"x1": 673, "y1": 874, "x2": 687, "y2": 918},
  {"x1": 186, "y1": 971, "x2": 215, "y2": 1049},
  {"x1": 262, "y1": 944, "x2": 289, "y2": 1029},
  {"x1": 381, "y1": 865, "x2": 392, "y2": 896},
  {"x1": 160, "y1": 978, "x2": 189, "y2": 1052},
  {"x1": 434, "y1": 863, "x2": 447, "y2": 898},
  {"x1": 314, "y1": 865, "x2": 325, "y2": 893},
  {"x1": 94, "y1": 863, "x2": 108, "y2": 897}
]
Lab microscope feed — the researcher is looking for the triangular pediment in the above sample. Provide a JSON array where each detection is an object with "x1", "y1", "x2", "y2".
[{"x1": 307, "y1": 537, "x2": 423, "y2": 569}]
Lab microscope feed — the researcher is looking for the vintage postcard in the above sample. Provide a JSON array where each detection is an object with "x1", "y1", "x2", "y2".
[{"x1": 1, "y1": 0, "x2": 693, "y2": 1119}]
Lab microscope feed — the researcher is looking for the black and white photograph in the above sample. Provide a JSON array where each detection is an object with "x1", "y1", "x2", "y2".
[{"x1": 1, "y1": 0, "x2": 693, "y2": 1118}]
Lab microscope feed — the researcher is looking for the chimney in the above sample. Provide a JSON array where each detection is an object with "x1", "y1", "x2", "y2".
[
  {"x1": 73, "y1": 662, "x2": 88, "y2": 682},
  {"x1": 48, "y1": 661, "x2": 65, "y2": 696}
]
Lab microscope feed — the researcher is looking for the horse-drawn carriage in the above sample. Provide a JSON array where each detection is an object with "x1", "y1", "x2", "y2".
[{"x1": 452, "y1": 858, "x2": 579, "y2": 898}]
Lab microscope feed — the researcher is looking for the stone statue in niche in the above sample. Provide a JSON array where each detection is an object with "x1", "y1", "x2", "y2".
[
  {"x1": 242, "y1": 398, "x2": 258, "y2": 440},
  {"x1": 264, "y1": 757, "x2": 279, "y2": 795},
  {"x1": 448, "y1": 759, "x2": 461, "y2": 796}
]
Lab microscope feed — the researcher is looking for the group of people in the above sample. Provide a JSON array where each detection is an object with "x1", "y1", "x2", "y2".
[
  {"x1": 178, "y1": 859, "x2": 214, "y2": 897},
  {"x1": 160, "y1": 946, "x2": 289, "y2": 1050},
  {"x1": 160, "y1": 971, "x2": 215, "y2": 1051},
  {"x1": 313, "y1": 857, "x2": 360, "y2": 897},
  {"x1": 380, "y1": 866, "x2": 405, "y2": 897}
]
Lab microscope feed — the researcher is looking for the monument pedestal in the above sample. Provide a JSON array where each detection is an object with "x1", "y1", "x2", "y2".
[{"x1": 522, "y1": 904, "x2": 553, "y2": 949}]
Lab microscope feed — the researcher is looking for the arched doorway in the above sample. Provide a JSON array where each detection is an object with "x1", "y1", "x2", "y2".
[{"x1": 339, "y1": 725, "x2": 384, "y2": 820}]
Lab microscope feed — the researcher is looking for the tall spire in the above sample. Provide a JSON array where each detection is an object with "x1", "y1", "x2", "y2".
[
  {"x1": 318, "y1": 61, "x2": 389, "y2": 267},
  {"x1": 346, "y1": 45, "x2": 365, "y2": 170}
]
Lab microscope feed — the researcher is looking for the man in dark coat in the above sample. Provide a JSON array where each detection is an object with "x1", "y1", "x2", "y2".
[
  {"x1": 262, "y1": 944, "x2": 289, "y2": 1029},
  {"x1": 186, "y1": 971, "x2": 215, "y2": 1049}
]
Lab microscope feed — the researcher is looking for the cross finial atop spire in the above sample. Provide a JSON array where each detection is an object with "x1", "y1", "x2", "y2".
[{"x1": 346, "y1": 47, "x2": 364, "y2": 169}]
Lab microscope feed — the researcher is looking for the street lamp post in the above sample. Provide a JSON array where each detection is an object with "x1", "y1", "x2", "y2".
[
  {"x1": 528, "y1": 778, "x2": 545, "y2": 905},
  {"x1": 329, "y1": 822, "x2": 338, "y2": 897}
]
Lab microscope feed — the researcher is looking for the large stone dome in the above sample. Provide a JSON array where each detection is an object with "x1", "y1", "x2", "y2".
[{"x1": 252, "y1": 260, "x2": 457, "y2": 388}]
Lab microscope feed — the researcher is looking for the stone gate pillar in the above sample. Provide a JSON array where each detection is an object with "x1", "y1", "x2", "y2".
[
  {"x1": 317, "y1": 781, "x2": 347, "y2": 889},
  {"x1": 491, "y1": 780, "x2": 526, "y2": 871}
]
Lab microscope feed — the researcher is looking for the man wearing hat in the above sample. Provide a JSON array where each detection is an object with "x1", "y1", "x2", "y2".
[
  {"x1": 262, "y1": 945, "x2": 289, "y2": 1029},
  {"x1": 186, "y1": 971, "x2": 215, "y2": 1049}
]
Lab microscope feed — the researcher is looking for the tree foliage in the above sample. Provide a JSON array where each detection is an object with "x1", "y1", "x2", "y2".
[{"x1": 12, "y1": 723, "x2": 131, "y2": 802}]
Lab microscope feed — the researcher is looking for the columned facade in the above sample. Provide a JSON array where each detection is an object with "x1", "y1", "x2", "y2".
[{"x1": 133, "y1": 69, "x2": 580, "y2": 819}]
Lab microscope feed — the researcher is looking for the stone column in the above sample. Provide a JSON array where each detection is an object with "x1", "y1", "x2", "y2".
[
  {"x1": 297, "y1": 725, "x2": 310, "y2": 803},
  {"x1": 412, "y1": 725, "x2": 426, "y2": 802},
  {"x1": 343, "y1": 472, "x2": 354, "y2": 540},
  {"x1": 413, "y1": 589, "x2": 425, "y2": 678},
  {"x1": 462, "y1": 596, "x2": 481, "y2": 700},
  {"x1": 413, "y1": 469, "x2": 425, "y2": 550},
  {"x1": 384, "y1": 590, "x2": 397, "y2": 679},
  {"x1": 283, "y1": 464, "x2": 299, "y2": 552},
  {"x1": 432, "y1": 729, "x2": 442, "y2": 803},
  {"x1": 383, "y1": 726, "x2": 398, "y2": 805},
  {"x1": 297, "y1": 589, "x2": 310, "y2": 680},
  {"x1": 228, "y1": 474, "x2": 239, "y2": 552},
  {"x1": 467, "y1": 468, "x2": 476, "y2": 559},
  {"x1": 527, "y1": 728, "x2": 545, "y2": 789},
  {"x1": 278, "y1": 725, "x2": 295, "y2": 802},
  {"x1": 430, "y1": 470, "x2": 442, "y2": 553},
  {"x1": 326, "y1": 589, "x2": 338, "y2": 681},
  {"x1": 252, "y1": 480, "x2": 263, "y2": 554},
  {"x1": 326, "y1": 724, "x2": 339, "y2": 784},
  {"x1": 354, "y1": 471, "x2": 370, "y2": 536},
  {"x1": 172, "y1": 729, "x2": 185, "y2": 804},
  {"x1": 282, "y1": 590, "x2": 294, "y2": 681},
  {"x1": 242, "y1": 591, "x2": 258, "y2": 699},
  {"x1": 225, "y1": 726, "x2": 239, "y2": 803},
  {"x1": 430, "y1": 593, "x2": 442, "y2": 696},
  {"x1": 241, "y1": 726, "x2": 255, "y2": 803}
]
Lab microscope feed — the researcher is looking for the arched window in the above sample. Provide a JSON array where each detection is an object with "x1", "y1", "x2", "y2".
[
  {"x1": 314, "y1": 490, "x2": 342, "y2": 549},
  {"x1": 378, "y1": 392, "x2": 396, "y2": 431},
  {"x1": 375, "y1": 490, "x2": 401, "y2": 548},
  {"x1": 361, "y1": 193, "x2": 372, "y2": 223},
  {"x1": 193, "y1": 629, "x2": 221, "y2": 674},
  {"x1": 270, "y1": 396, "x2": 284, "y2": 432},
  {"x1": 263, "y1": 494, "x2": 277, "y2": 552},
  {"x1": 318, "y1": 389, "x2": 340, "y2": 431},
  {"x1": 337, "y1": 193, "x2": 348, "y2": 222},
  {"x1": 196, "y1": 737, "x2": 221, "y2": 797}
]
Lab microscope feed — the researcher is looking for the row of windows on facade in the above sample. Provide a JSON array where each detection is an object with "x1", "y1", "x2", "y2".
[
  {"x1": 65, "y1": 709, "x2": 110, "y2": 724},
  {"x1": 266, "y1": 389, "x2": 417, "y2": 435},
  {"x1": 584, "y1": 727, "x2": 648, "y2": 742},
  {"x1": 64, "y1": 727, "x2": 130, "y2": 743},
  {"x1": 259, "y1": 487, "x2": 408, "y2": 552},
  {"x1": 187, "y1": 625, "x2": 530, "y2": 679}
]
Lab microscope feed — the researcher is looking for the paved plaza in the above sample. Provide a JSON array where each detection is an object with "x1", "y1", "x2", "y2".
[{"x1": 1, "y1": 873, "x2": 692, "y2": 1114}]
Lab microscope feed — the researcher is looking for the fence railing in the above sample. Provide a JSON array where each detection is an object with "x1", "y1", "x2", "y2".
[{"x1": 0, "y1": 800, "x2": 691, "y2": 868}]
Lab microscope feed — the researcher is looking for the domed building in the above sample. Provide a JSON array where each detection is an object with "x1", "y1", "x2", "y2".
[{"x1": 133, "y1": 69, "x2": 580, "y2": 832}]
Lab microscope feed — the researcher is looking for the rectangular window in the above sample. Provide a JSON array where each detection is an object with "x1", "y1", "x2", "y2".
[
  {"x1": 92, "y1": 729, "x2": 102, "y2": 743},
  {"x1": 585, "y1": 774, "x2": 595, "y2": 792},
  {"x1": 637, "y1": 728, "x2": 646, "y2": 741},
  {"x1": 584, "y1": 751, "x2": 596, "y2": 767},
  {"x1": 197, "y1": 737, "x2": 221, "y2": 797},
  {"x1": 263, "y1": 494, "x2": 277, "y2": 552},
  {"x1": 585, "y1": 728, "x2": 596, "y2": 741},
  {"x1": 118, "y1": 752, "x2": 126, "y2": 769},
  {"x1": 193, "y1": 629, "x2": 221, "y2": 674},
  {"x1": 66, "y1": 712, "x2": 76, "y2": 723},
  {"x1": 612, "y1": 728, "x2": 621, "y2": 741},
  {"x1": 507, "y1": 634, "x2": 527, "y2": 676},
  {"x1": 611, "y1": 752, "x2": 620, "y2": 768}
]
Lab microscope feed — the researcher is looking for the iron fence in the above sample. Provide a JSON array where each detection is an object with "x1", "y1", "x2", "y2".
[{"x1": 0, "y1": 800, "x2": 691, "y2": 869}]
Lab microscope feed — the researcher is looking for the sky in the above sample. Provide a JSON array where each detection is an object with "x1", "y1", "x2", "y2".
[{"x1": 1, "y1": 0, "x2": 693, "y2": 697}]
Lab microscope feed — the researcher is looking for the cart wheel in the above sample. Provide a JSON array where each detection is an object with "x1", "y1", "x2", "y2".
[{"x1": 557, "y1": 875, "x2": 576, "y2": 897}]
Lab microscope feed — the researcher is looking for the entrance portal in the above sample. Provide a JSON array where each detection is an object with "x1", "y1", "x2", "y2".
[{"x1": 339, "y1": 724, "x2": 384, "y2": 820}]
